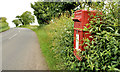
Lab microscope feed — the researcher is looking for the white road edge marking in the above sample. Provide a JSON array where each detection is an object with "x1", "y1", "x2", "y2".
[{"x1": 9, "y1": 33, "x2": 17, "y2": 39}]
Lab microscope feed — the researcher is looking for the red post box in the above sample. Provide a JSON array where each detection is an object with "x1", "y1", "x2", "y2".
[{"x1": 72, "y1": 10, "x2": 98, "y2": 60}]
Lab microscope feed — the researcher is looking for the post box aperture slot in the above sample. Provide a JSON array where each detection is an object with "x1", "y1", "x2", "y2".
[{"x1": 73, "y1": 18, "x2": 81, "y2": 22}]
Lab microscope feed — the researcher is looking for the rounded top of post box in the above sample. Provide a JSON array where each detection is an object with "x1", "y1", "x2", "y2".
[{"x1": 74, "y1": 9, "x2": 97, "y2": 13}]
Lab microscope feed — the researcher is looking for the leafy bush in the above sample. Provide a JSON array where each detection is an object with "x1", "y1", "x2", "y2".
[
  {"x1": 0, "y1": 17, "x2": 9, "y2": 32},
  {"x1": 44, "y1": 15, "x2": 78, "y2": 70},
  {"x1": 43, "y1": 2, "x2": 120, "y2": 71},
  {"x1": 80, "y1": 2, "x2": 120, "y2": 71}
]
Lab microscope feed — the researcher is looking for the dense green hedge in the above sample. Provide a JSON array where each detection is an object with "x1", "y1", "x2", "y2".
[
  {"x1": 0, "y1": 17, "x2": 9, "y2": 32},
  {"x1": 45, "y1": 15, "x2": 75, "y2": 70},
  {"x1": 81, "y1": 2, "x2": 120, "y2": 71},
  {"x1": 44, "y1": 2, "x2": 120, "y2": 71}
]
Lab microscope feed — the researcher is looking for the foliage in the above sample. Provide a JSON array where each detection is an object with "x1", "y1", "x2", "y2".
[
  {"x1": 0, "y1": 17, "x2": 9, "y2": 32},
  {"x1": 15, "y1": 11, "x2": 35, "y2": 25},
  {"x1": 12, "y1": 19, "x2": 21, "y2": 27},
  {"x1": 33, "y1": 27, "x2": 57, "y2": 70},
  {"x1": 41, "y1": 2, "x2": 120, "y2": 71},
  {"x1": 31, "y1": 2, "x2": 79, "y2": 25},
  {"x1": 79, "y1": 2, "x2": 120, "y2": 71},
  {"x1": 44, "y1": 15, "x2": 75, "y2": 70},
  {"x1": 21, "y1": 1, "x2": 120, "y2": 71}
]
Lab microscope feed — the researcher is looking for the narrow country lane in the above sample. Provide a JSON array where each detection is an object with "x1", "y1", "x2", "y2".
[{"x1": 0, "y1": 28, "x2": 48, "y2": 70}]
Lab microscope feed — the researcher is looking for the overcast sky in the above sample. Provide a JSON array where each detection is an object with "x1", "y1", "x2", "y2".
[{"x1": 0, "y1": 0, "x2": 39, "y2": 28}]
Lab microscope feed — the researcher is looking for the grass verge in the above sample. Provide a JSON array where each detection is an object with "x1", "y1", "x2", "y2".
[{"x1": 21, "y1": 25, "x2": 57, "y2": 70}]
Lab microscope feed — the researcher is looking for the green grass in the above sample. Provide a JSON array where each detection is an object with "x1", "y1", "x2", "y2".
[
  {"x1": 21, "y1": 25, "x2": 57, "y2": 70},
  {"x1": 0, "y1": 26, "x2": 10, "y2": 33},
  {"x1": 33, "y1": 28, "x2": 57, "y2": 70}
]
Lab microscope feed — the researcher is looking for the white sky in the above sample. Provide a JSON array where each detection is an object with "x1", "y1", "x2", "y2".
[{"x1": 0, "y1": 0, "x2": 39, "y2": 28}]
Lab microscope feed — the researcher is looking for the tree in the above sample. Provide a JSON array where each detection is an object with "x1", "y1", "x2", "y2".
[
  {"x1": 16, "y1": 15, "x2": 25, "y2": 25},
  {"x1": 16, "y1": 11, "x2": 35, "y2": 25},
  {"x1": 12, "y1": 19, "x2": 21, "y2": 27},
  {"x1": 31, "y1": 2, "x2": 79, "y2": 25}
]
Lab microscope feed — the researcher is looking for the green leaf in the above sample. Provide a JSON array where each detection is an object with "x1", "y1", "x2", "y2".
[
  {"x1": 113, "y1": 68, "x2": 120, "y2": 71},
  {"x1": 106, "y1": 27, "x2": 114, "y2": 31}
]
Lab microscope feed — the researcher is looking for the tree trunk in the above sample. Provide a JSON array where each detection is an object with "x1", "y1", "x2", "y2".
[{"x1": 19, "y1": 19, "x2": 24, "y2": 25}]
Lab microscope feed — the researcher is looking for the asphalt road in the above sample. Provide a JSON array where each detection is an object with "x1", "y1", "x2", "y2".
[{"x1": 0, "y1": 28, "x2": 48, "y2": 70}]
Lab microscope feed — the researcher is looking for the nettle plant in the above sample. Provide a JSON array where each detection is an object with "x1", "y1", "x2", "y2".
[{"x1": 79, "y1": 2, "x2": 120, "y2": 71}]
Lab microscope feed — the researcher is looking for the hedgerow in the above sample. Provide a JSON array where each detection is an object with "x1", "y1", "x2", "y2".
[
  {"x1": 0, "y1": 17, "x2": 9, "y2": 32},
  {"x1": 45, "y1": 15, "x2": 75, "y2": 70},
  {"x1": 41, "y1": 2, "x2": 120, "y2": 71},
  {"x1": 81, "y1": 2, "x2": 120, "y2": 71}
]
